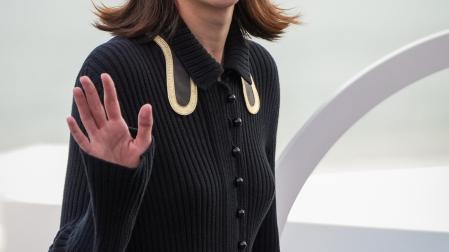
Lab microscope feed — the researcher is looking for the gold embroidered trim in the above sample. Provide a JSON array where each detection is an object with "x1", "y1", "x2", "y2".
[
  {"x1": 242, "y1": 75, "x2": 260, "y2": 114},
  {"x1": 153, "y1": 35, "x2": 198, "y2": 116}
]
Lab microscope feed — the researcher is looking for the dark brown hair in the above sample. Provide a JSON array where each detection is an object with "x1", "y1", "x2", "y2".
[{"x1": 90, "y1": 0, "x2": 301, "y2": 41}]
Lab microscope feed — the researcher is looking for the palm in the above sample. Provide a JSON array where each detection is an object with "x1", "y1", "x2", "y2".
[
  {"x1": 89, "y1": 118, "x2": 135, "y2": 166},
  {"x1": 66, "y1": 73, "x2": 154, "y2": 169}
]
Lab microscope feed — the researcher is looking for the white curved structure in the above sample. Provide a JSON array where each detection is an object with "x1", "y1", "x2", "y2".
[{"x1": 276, "y1": 29, "x2": 449, "y2": 234}]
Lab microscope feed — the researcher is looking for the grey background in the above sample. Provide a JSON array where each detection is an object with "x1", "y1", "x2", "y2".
[{"x1": 1, "y1": 0, "x2": 448, "y2": 172}]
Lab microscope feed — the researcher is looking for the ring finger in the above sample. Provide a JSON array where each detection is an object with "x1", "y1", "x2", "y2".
[{"x1": 80, "y1": 76, "x2": 108, "y2": 128}]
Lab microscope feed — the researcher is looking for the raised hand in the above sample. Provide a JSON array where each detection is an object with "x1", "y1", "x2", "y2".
[{"x1": 66, "y1": 73, "x2": 154, "y2": 169}]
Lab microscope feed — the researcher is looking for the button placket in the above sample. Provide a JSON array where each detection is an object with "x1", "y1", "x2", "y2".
[{"x1": 220, "y1": 71, "x2": 248, "y2": 250}]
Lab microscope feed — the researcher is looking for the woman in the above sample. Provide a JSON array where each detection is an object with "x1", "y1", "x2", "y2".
[{"x1": 49, "y1": 0, "x2": 300, "y2": 251}]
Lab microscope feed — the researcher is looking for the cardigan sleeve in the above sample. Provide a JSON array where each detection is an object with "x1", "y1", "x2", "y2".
[
  {"x1": 251, "y1": 53, "x2": 281, "y2": 252},
  {"x1": 48, "y1": 56, "x2": 156, "y2": 252}
]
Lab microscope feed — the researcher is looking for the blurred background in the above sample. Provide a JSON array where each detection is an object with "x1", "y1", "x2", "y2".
[{"x1": 1, "y1": 0, "x2": 448, "y2": 251}]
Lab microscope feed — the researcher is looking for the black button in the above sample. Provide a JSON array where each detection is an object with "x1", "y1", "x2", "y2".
[
  {"x1": 236, "y1": 209, "x2": 246, "y2": 218},
  {"x1": 238, "y1": 240, "x2": 247, "y2": 249},
  {"x1": 217, "y1": 76, "x2": 230, "y2": 89},
  {"x1": 232, "y1": 146, "x2": 241, "y2": 157},
  {"x1": 227, "y1": 94, "x2": 236, "y2": 103},
  {"x1": 232, "y1": 117, "x2": 242, "y2": 127},
  {"x1": 234, "y1": 177, "x2": 244, "y2": 187}
]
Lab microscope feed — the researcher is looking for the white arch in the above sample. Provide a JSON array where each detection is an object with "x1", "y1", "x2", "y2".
[{"x1": 276, "y1": 29, "x2": 449, "y2": 235}]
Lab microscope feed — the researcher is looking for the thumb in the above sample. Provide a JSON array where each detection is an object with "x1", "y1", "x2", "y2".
[{"x1": 134, "y1": 103, "x2": 153, "y2": 150}]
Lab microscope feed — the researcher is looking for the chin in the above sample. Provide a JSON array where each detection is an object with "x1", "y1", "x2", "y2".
[{"x1": 198, "y1": 0, "x2": 239, "y2": 9}]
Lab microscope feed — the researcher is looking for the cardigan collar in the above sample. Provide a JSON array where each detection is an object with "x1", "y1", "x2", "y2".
[{"x1": 135, "y1": 16, "x2": 252, "y2": 90}]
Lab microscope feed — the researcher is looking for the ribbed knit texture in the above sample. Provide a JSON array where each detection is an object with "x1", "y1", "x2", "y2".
[{"x1": 49, "y1": 15, "x2": 280, "y2": 252}]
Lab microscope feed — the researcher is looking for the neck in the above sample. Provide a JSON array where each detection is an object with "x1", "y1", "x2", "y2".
[{"x1": 175, "y1": 1, "x2": 235, "y2": 65}]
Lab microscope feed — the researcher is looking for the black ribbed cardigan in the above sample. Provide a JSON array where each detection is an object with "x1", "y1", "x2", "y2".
[{"x1": 49, "y1": 15, "x2": 281, "y2": 252}]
